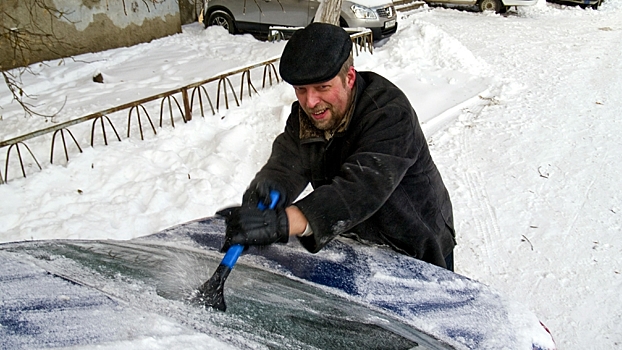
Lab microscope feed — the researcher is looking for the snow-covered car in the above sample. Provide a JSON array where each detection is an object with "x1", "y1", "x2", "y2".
[
  {"x1": 202, "y1": 0, "x2": 398, "y2": 41},
  {"x1": 426, "y1": 0, "x2": 537, "y2": 13},
  {"x1": 0, "y1": 217, "x2": 556, "y2": 349}
]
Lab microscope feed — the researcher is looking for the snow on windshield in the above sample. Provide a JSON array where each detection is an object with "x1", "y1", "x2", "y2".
[{"x1": 0, "y1": 237, "x2": 450, "y2": 349}]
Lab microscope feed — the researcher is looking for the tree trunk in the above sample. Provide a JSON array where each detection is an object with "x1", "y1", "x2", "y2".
[{"x1": 314, "y1": 0, "x2": 343, "y2": 26}]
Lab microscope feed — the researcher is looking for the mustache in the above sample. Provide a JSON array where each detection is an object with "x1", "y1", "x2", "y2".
[{"x1": 307, "y1": 104, "x2": 331, "y2": 114}]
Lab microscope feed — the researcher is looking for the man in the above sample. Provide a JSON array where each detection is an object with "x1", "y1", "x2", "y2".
[{"x1": 218, "y1": 22, "x2": 456, "y2": 270}]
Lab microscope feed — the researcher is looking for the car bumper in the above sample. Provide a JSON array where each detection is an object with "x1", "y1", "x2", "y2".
[
  {"x1": 345, "y1": 19, "x2": 398, "y2": 40},
  {"x1": 366, "y1": 22, "x2": 398, "y2": 40}
]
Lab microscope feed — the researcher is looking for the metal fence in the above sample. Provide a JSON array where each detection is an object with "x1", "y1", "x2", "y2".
[{"x1": 0, "y1": 30, "x2": 374, "y2": 185}]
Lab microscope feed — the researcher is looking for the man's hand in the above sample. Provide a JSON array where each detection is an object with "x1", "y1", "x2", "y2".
[
  {"x1": 217, "y1": 205, "x2": 289, "y2": 252},
  {"x1": 243, "y1": 181, "x2": 288, "y2": 210}
]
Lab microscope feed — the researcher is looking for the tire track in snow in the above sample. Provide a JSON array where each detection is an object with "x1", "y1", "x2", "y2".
[{"x1": 456, "y1": 96, "x2": 506, "y2": 278}]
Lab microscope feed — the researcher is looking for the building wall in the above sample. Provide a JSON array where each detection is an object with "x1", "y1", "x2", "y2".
[
  {"x1": 1, "y1": 0, "x2": 181, "y2": 70},
  {"x1": 179, "y1": 0, "x2": 203, "y2": 25}
]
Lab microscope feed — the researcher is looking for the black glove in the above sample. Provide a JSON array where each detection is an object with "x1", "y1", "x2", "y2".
[
  {"x1": 217, "y1": 205, "x2": 289, "y2": 252},
  {"x1": 242, "y1": 180, "x2": 288, "y2": 210}
]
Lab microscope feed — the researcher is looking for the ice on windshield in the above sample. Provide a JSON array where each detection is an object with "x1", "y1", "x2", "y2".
[{"x1": 0, "y1": 239, "x2": 450, "y2": 349}]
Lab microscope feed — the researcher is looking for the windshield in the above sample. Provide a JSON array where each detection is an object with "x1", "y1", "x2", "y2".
[{"x1": 1, "y1": 239, "x2": 452, "y2": 349}]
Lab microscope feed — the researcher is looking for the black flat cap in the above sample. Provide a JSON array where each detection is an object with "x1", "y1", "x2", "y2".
[{"x1": 279, "y1": 22, "x2": 352, "y2": 86}]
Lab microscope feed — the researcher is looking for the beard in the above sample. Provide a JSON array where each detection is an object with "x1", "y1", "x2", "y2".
[
  {"x1": 302, "y1": 87, "x2": 352, "y2": 131},
  {"x1": 304, "y1": 104, "x2": 346, "y2": 131}
]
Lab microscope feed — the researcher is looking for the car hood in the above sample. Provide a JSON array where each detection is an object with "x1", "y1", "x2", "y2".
[
  {"x1": 344, "y1": 0, "x2": 394, "y2": 8},
  {"x1": 0, "y1": 217, "x2": 556, "y2": 350}
]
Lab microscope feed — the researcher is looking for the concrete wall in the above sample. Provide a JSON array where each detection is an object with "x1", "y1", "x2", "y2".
[
  {"x1": 179, "y1": 0, "x2": 203, "y2": 25},
  {"x1": 1, "y1": 0, "x2": 182, "y2": 70}
]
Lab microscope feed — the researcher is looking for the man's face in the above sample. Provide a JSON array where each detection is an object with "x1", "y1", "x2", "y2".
[{"x1": 294, "y1": 67, "x2": 356, "y2": 131}]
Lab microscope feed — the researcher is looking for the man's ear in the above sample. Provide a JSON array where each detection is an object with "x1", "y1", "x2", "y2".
[{"x1": 346, "y1": 66, "x2": 356, "y2": 89}]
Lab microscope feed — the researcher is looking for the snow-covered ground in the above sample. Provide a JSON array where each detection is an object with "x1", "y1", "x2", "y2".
[{"x1": 1, "y1": 1, "x2": 621, "y2": 348}]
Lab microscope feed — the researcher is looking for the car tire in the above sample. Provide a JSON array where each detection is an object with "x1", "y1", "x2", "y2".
[
  {"x1": 207, "y1": 11, "x2": 236, "y2": 34},
  {"x1": 477, "y1": 0, "x2": 503, "y2": 12},
  {"x1": 591, "y1": 0, "x2": 602, "y2": 9}
]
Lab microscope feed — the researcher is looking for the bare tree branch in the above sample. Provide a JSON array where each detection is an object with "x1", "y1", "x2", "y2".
[
  {"x1": 1, "y1": 69, "x2": 62, "y2": 119},
  {"x1": 1, "y1": 0, "x2": 77, "y2": 118}
]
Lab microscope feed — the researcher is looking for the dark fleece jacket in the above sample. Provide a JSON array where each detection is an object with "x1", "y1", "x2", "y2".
[{"x1": 245, "y1": 71, "x2": 456, "y2": 268}]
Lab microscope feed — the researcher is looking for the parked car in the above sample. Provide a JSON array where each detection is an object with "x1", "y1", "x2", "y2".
[
  {"x1": 0, "y1": 216, "x2": 556, "y2": 349},
  {"x1": 546, "y1": 0, "x2": 603, "y2": 9},
  {"x1": 202, "y1": 0, "x2": 398, "y2": 40},
  {"x1": 425, "y1": 0, "x2": 537, "y2": 13}
]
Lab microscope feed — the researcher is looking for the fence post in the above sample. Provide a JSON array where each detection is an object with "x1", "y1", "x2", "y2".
[{"x1": 182, "y1": 88, "x2": 192, "y2": 121}]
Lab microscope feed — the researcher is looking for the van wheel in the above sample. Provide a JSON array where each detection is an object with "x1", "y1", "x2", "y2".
[
  {"x1": 477, "y1": 0, "x2": 502, "y2": 12},
  {"x1": 208, "y1": 11, "x2": 236, "y2": 34}
]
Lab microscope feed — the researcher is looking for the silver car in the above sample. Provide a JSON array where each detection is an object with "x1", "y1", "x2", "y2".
[{"x1": 202, "y1": 0, "x2": 398, "y2": 40}]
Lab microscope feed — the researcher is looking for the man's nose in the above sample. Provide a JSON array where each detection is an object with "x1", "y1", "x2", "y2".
[{"x1": 305, "y1": 90, "x2": 321, "y2": 109}]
